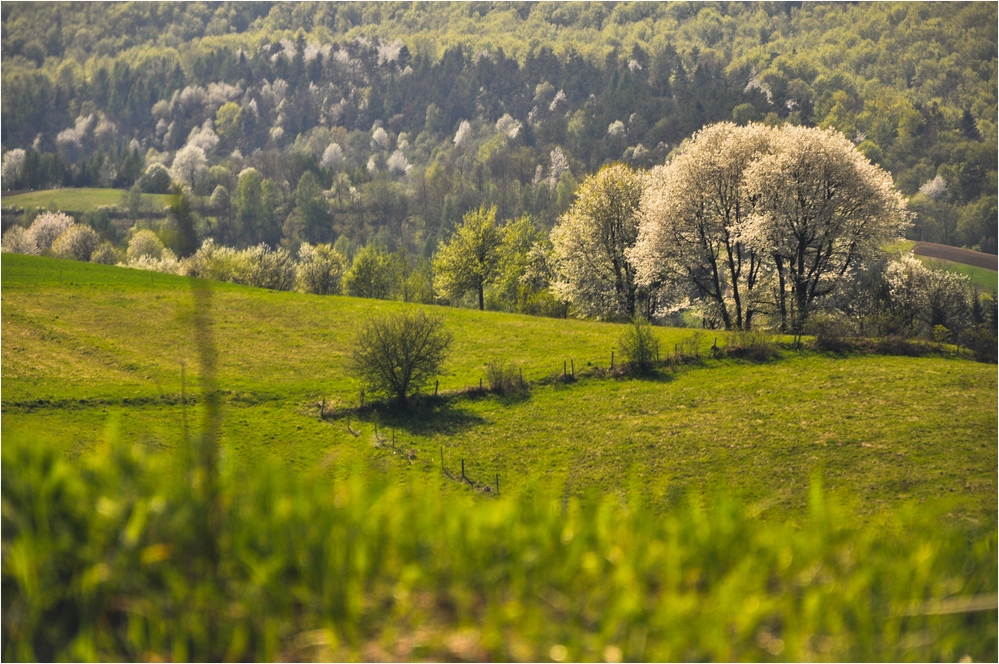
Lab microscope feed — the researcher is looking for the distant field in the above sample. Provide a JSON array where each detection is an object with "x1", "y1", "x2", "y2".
[
  {"x1": 887, "y1": 239, "x2": 998, "y2": 290},
  {"x1": 2, "y1": 253, "x2": 995, "y2": 524},
  {"x1": 1, "y1": 187, "x2": 171, "y2": 213}
]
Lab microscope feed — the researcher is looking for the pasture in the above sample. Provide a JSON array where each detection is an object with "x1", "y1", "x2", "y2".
[
  {"x1": 2, "y1": 253, "x2": 996, "y2": 661},
  {"x1": 1, "y1": 187, "x2": 171, "y2": 213},
  {"x1": 2, "y1": 253, "x2": 995, "y2": 523}
]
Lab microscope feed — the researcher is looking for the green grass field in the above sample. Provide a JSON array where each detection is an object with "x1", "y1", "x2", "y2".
[
  {"x1": 1, "y1": 187, "x2": 172, "y2": 213},
  {"x1": 2, "y1": 253, "x2": 995, "y2": 524},
  {"x1": 916, "y1": 255, "x2": 998, "y2": 291},
  {"x1": 887, "y1": 240, "x2": 998, "y2": 291},
  {"x1": 3, "y1": 253, "x2": 996, "y2": 660}
]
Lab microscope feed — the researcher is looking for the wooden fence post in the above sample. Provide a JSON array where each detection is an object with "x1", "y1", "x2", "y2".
[
  {"x1": 495, "y1": 473, "x2": 500, "y2": 495},
  {"x1": 570, "y1": 359, "x2": 574, "y2": 377},
  {"x1": 611, "y1": 350, "x2": 614, "y2": 369},
  {"x1": 461, "y1": 458, "x2": 466, "y2": 480},
  {"x1": 435, "y1": 379, "x2": 439, "y2": 396}
]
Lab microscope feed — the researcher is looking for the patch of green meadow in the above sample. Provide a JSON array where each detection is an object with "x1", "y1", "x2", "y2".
[
  {"x1": 2, "y1": 253, "x2": 996, "y2": 525},
  {"x1": 914, "y1": 255, "x2": 998, "y2": 291},
  {"x1": 1, "y1": 187, "x2": 171, "y2": 213}
]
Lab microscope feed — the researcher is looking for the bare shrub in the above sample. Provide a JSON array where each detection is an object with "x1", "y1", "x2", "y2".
[
  {"x1": 808, "y1": 314, "x2": 856, "y2": 352},
  {"x1": 349, "y1": 310, "x2": 451, "y2": 407},
  {"x1": 724, "y1": 330, "x2": 779, "y2": 361},
  {"x1": 486, "y1": 361, "x2": 527, "y2": 395}
]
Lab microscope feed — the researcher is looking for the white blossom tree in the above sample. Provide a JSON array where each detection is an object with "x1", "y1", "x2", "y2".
[
  {"x1": 630, "y1": 122, "x2": 772, "y2": 329},
  {"x1": 741, "y1": 125, "x2": 910, "y2": 332},
  {"x1": 1, "y1": 226, "x2": 38, "y2": 254},
  {"x1": 28, "y1": 212, "x2": 75, "y2": 252},
  {"x1": 453, "y1": 120, "x2": 472, "y2": 147},
  {"x1": 550, "y1": 163, "x2": 645, "y2": 319},
  {"x1": 169, "y1": 144, "x2": 208, "y2": 190},
  {"x1": 321, "y1": 143, "x2": 345, "y2": 170},
  {"x1": 2, "y1": 149, "x2": 26, "y2": 189}
]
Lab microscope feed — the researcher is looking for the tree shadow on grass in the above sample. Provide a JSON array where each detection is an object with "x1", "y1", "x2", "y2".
[{"x1": 354, "y1": 394, "x2": 487, "y2": 437}]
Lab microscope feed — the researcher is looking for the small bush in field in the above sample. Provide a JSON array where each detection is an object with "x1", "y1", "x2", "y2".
[
  {"x1": 959, "y1": 325, "x2": 998, "y2": 363},
  {"x1": 349, "y1": 309, "x2": 451, "y2": 407},
  {"x1": 619, "y1": 316, "x2": 659, "y2": 374},
  {"x1": 724, "y1": 330, "x2": 780, "y2": 361},
  {"x1": 808, "y1": 314, "x2": 856, "y2": 352},
  {"x1": 486, "y1": 361, "x2": 528, "y2": 395}
]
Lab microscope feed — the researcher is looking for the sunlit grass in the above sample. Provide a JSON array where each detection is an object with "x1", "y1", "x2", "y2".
[{"x1": 1, "y1": 187, "x2": 171, "y2": 213}]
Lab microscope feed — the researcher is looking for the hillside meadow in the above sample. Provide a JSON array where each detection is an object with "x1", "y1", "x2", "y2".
[
  {"x1": 1, "y1": 187, "x2": 171, "y2": 213},
  {"x1": 2, "y1": 254, "x2": 997, "y2": 661},
  {"x1": 2, "y1": 253, "x2": 995, "y2": 523}
]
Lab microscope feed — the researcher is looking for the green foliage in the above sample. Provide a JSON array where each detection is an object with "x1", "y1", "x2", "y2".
[
  {"x1": 432, "y1": 206, "x2": 502, "y2": 310},
  {"x1": 619, "y1": 316, "x2": 660, "y2": 374},
  {"x1": 348, "y1": 309, "x2": 451, "y2": 407},
  {"x1": 343, "y1": 244, "x2": 397, "y2": 300},
  {"x1": 2, "y1": 433, "x2": 995, "y2": 661}
]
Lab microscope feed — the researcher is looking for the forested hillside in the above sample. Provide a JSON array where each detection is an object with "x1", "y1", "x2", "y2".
[{"x1": 2, "y1": 1, "x2": 995, "y2": 256}]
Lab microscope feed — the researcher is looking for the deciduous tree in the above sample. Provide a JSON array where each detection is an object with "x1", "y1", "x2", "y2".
[
  {"x1": 432, "y1": 206, "x2": 502, "y2": 310},
  {"x1": 742, "y1": 125, "x2": 910, "y2": 332},
  {"x1": 550, "y1": 163, "x2": 645, "y2": 319},
  {"x1": 631, "y1": 123, "x2": 771, "y2": 330},
  {"x1": 349, "y1": 310, "x2": 451, "y2": 407}
]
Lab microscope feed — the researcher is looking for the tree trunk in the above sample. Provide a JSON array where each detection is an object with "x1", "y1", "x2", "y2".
[{"x1": 477, "y1": 283, "x2": 484, "y2": 310}]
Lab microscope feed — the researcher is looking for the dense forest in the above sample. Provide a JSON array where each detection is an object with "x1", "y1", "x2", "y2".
[{"x1": 1, "y1": 2, "x2": 996, "y2": 259}]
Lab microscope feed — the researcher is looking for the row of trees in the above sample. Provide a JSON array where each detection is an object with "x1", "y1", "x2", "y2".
[
  {"x1": 550, "y1": 124, "x2": 909, "y2": 334},
  {"x1": 4, "y1": 123, "x2": 993, "y2": 352}
]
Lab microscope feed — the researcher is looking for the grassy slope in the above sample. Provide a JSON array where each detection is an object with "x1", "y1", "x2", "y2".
[
  {"x1": 2, "y1": 253, "x2": 996, "y2": 524},
  {"x1": 916, "y1": 255, "x2": 998, "y2": 291},
  {"x1": 888, "y1": 240, "x2": 998, "y2": 290},
  {"x1": 1, "y1": 187, "x2": 171, "y2": 212}
]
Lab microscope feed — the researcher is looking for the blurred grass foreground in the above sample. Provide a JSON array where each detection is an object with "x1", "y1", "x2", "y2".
[{"x1": 2, "y1": 429, "x2": 996, "y2": 662}]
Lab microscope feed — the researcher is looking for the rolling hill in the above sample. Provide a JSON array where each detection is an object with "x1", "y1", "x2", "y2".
[
  {"x1": 2, "y1": 253, "x2": 995, "y2": 523},
  {"x1": 2, "y1": 253, "x2": 996, "y2": 661}
]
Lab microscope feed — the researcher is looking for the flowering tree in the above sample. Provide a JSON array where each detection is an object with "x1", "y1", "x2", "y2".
[
  {"x1": 550, "y1": 163, "x2": 645, "y2": 319},
  {"x1": 27, "y1": 212, "x2": 75, "y2": 252},
  {"x1": 169, "y1": 144, "x2": 208, "y2": 189},
  {"x1": 296, "y1": 243, "x2": 348, "y2": 295},
  {"x1": 51, "y1": 225, "x2": 102, "y2": 262},
  {"x1": 631, "y1": 123, "x2": 772, "y2": 329},
  {"x1": 741, "y1": 126, "x2": 910, "y2": 332}
]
